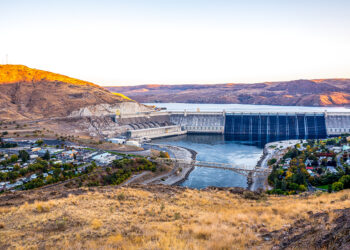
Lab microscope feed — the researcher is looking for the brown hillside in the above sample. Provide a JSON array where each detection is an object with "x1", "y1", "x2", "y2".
[
  {"x1": 0, "y1": 185, "x2": 350, "y2": 249},
  {"x1": 0, "y1": 65, "x2": 132, "y2": 121},
  {"x1": 106, "y1": 79, "x2": 350, "y2": 106}
]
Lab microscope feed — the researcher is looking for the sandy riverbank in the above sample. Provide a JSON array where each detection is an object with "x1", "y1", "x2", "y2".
[{"x1": 135, "y1": 144, "x2": 197, "y2": 185}]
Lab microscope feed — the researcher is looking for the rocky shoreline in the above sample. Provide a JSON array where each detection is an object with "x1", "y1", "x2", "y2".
[{"x1": 171, "y1": 146, "x2": 197, "y2": 186}]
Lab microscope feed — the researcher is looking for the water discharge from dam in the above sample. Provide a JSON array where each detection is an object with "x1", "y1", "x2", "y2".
[{"x1": 224, "y1": 113, "x2": 327, "y2": 143}]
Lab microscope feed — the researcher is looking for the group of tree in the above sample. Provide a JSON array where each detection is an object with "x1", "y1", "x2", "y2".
[{"x1": 0, "y1": 137, "x2": 17, "y2": 148}]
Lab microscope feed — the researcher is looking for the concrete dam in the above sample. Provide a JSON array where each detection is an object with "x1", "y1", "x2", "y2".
[{"x1": 120, "y1": 111, "x2": 350, "y2": 141}]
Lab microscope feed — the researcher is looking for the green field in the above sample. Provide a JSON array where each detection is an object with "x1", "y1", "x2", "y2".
[{"x1": 317, "y1": 185, "x2": 329, "y2": 190}]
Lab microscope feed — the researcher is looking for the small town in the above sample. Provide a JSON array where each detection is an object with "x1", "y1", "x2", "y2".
[
  {"x1": 268, "y1": 136, "x2": 350, "y2": 194},
  {"x1": 0, "y1": 136, "x2": 151, "y2": 192}
]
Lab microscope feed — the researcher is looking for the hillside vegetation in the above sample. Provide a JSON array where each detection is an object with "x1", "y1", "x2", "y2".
[
  {"x1": 106, "y1": 79, "x2": 350, "y2": 106},
  {"x1": 1, "y1": 185, "x2": 350, "y2": 249}
]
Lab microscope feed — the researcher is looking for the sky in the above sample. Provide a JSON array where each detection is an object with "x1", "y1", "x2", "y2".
[{"x1": 1, "y1": 0, "x2": 350, "y2": 86}]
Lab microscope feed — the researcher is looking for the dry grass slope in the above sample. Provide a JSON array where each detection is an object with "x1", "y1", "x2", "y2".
[
  {"x1": 1, "y1": 186, "x2": 350, "y2": 249},
  {"x1": 0, "y1": 64, "x2": 99, "y2": 87}
]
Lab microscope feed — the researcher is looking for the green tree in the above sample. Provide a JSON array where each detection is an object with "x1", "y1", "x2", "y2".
[
  {"x1": 35, "y1": 139, "x2": 44, "y2": 146},
  {"x1": 332, "y1": 182, "x2": 344, "y2": 191},
  {"x1": 339, "y1": 175, "x2": 350, "y2": 189},
  {"x1": 328, "y1": 184, "x2": 332, "y2": 193},
  {"x1": 43, "y1": 150, "x2": 50, "y2": 160},
  {"x1": 19, "y1": 150, "x2": 30, "y2": 162},
  {"x1": 9, "y1": 154, "x2": 18, "y2": 163},
  {"x1": 268, "y1": 158, "x2": 277, "y2": 166}
]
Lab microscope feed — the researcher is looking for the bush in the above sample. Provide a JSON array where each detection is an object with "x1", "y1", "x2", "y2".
[
  {"x1": 340, "y1": 194, "x2": 348, "y2": 201},
  {"x1": 332, "y1": 182, "x2": 344, "y2": 192},
  {"x1": 339, "y1": 175, "x2": 350, "y2": 189},
  {"x1": 117, "y1": 193, "x2": 126, "y2": 201},
  {"x1": 298, "y1": 184, "x2": 307, "y2": 192},
  {"x1": 268, "y1": 158, "x2": 277, "y2": 166}
]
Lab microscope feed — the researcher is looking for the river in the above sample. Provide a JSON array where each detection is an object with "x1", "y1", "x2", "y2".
[{"x1": 148, "y1": 103, "x2": 348, "y2": 189}]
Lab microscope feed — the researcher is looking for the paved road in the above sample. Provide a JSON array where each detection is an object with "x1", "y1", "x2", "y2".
[{"x1": 336, "y1": 153, "x2": 345, "y2": 172}]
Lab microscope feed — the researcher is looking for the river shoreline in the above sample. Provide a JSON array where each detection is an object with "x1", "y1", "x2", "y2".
[
  {"x1": 250, "y1": 139, "x2": 302, "y2": 191},
  {"x1": 171, "y1": 146, "x2": 197, "y2": 186}
]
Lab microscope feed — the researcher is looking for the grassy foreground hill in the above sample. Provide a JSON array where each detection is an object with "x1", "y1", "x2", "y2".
[
  {"x1": 106, "y1": 79, "x2": 350, "y2": 106},
  {"x1": 1, "y1": 185, "x2": 350, "y2": 249},
  {"x1": 0, "y1": 65, "x2": 133, "y2": 121}
]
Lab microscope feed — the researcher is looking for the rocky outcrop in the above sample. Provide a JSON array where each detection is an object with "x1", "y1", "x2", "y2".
[{"x1": 69, "y1": 102, "x2": 151, "y2": 117}]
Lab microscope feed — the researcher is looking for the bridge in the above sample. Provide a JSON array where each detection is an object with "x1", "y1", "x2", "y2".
[{"x1": 153, "y1": 158, "x2": 271, "y2": 177}]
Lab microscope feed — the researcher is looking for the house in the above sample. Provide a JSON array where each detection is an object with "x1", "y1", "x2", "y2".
[
  {"x1": 108, "y1": 138, "x2": 126, "y2": 144},
  {"x1": 307, "y1": 169, "x2": 315, "y2": 176},
  {"x1": 326, "y1": 166, "x2": 338, "y2": 174},
  {"x1": 92, "y1": 153, "x2": 117, "y2": 164},
  {"x1": 331, "y1": 147, "x2": 342, "y2": 154},
  {"x1": 125, "y1": 140, "x2": 141, "y2": 147},
  {"x1": 30, "y1": 154, "x2": 38, "y2": 159},
  {"x1": 29, "y1": 174, "x2": 38, "y2": 180},
  {"x1": 305, "y1": 159, "x2": 312, "y2": 166}
]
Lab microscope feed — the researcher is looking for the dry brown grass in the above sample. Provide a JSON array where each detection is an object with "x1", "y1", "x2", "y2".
[{"x1": 1, "y1": 187, "x2": 350, "y2": 249}]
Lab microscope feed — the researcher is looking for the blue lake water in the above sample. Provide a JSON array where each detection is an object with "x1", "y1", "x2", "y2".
[{"x1": 145, "y1": 103, "x2": 349, "y2": 113}]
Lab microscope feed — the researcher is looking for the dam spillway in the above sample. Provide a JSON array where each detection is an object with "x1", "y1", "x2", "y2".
[{"x1": 224, "y1": 113, "x2": 327, "y2": 141}]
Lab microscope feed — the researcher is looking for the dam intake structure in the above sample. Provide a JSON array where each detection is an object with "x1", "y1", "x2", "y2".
[{"x1": 119, "y1": 110, "x2": 350, "y2": 143}]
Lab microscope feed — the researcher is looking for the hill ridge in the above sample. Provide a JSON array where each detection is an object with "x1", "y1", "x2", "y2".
[
  {"x1": 105, "y1": 78, "x2": 350, "y2": 106},
  {"x1": 0, "y1": 64, "x2": 100, "y2": 87}
]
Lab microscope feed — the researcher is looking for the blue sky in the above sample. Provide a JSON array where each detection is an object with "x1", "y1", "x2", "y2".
[{"x1": 1, "y1": 0, "x2": 350, "y2": 85}]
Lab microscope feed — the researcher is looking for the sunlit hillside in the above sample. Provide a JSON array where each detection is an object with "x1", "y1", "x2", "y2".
[
  {"x1": 0, "y1": 65, "x2": 101, "y2": 87},
  {"x1": 1, "y1": 185, "x2": 349, "y2": 249},
  {"x1": 0, "y1": 65, "x2": 135, "y2": 120}
]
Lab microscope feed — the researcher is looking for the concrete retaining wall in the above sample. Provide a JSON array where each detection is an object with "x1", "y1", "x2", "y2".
[
  {"x1": 127, "y1": 125, "x2": 186, "y2": 139},
  {"x1": 170, "y1": 113, "x2": 225, "y2": 133},
  {"x1": 326, "y1": 113, "x2": 350, "y2": 135}
]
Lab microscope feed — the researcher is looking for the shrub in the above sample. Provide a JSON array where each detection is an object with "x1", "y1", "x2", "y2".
[
  {"x1": 340, "y1": 194, "x2": 348, "y2": 201},
  {"x1": 91, "y1": 219, "x2": 102, "y2": 230},
  {"x1": 339, "y1": 175, "x2": 350, "y2": 189},
  {"x1": 298, "y1": 184, "x2": 307, "y2": 192},
  {"x1": 174, "y1": 212, "x2": 181, "y2": 220},
  {"x1": 35, "y1": 202, "x2": 50, "y2": 213},
  {"x1": 268, "y1": 158, "x2": 277, "y2": 166},
  {"x1": 117, "y1": 193, "x2": 126, "y2": 201},
  {"x1": 332, "y1": 182, "x2": 344, "y2": 192}
]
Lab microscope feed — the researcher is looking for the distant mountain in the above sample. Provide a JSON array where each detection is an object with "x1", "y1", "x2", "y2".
[
  {"x1": 105, "y1": 79, "x2": 350, "y2": 106},
  {"x1": 0, "y1": 65, "x2": 138, "y2": 121}
]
